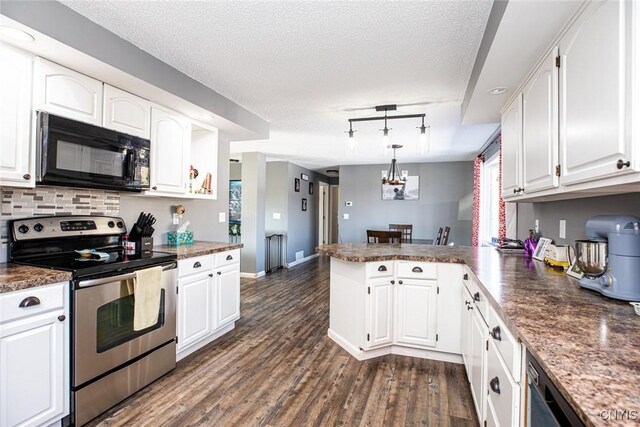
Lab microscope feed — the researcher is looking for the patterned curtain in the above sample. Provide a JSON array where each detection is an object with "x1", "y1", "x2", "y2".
[
  {"x1": 472, "y1": 155, "x2": 484, "y2": 246},
  {"x1": 498, "y1": 135, "x2": 506, "y2": 243}
]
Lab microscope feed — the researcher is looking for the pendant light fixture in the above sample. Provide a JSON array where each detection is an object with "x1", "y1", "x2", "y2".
[
  {"x1": 382, "y1": 145, "x2": 407, "y2": 185},
  {"x1": 345, "y1": 122, "x2": 356, "y2": 156},
  {"x1": 346, "y1": 105, "x2": 429, "y2": 157}
]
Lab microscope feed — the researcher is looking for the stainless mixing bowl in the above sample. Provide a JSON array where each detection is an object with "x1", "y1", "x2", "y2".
[{"x1": 575, "y1": 240, "x2": 608, "y2": 277}]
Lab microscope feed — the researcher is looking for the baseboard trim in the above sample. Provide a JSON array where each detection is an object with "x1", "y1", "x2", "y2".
[
  {"x1": 328, "y1": 328, "x2": 463, "y2": 364},
  {"x1": 286, "y1": 253, "x2": 319, "y2": 268},
  {"x1": 240, "y1": 271, "x2": 265, "y2": 278}
]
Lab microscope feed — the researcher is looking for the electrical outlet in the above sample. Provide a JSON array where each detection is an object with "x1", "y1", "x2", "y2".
[
  {"x1": 172, "y1": 213, "x2": 180, "y2": 225},
  {"x1": 345, "y1": 201, "x2": 353, "y2": 207},
  {"x1": 559, "y1": 219, "x2": 566, "y2": 239},
  {"x1": 535, "y1": 219, "x2": 540, "y2": 233},
  {"x1": 219, "y1": 212, "x2": 226, "y2": 223},
  {"x1": 273, "y1": 212, "x2": 281, "y2": 220}
]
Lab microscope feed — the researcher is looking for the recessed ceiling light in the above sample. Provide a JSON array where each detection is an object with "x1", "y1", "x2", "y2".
[
  {"x1": 489, "y1": 87, "x2": 509, "y2": 95},
  {"x1": 0, "y1": 26, "x2": 35, "y2": 43},
  {"x1": 326, "y1": 169, "x2": 339, "y2": 175},
  {"x1": 199, "y1": 113, "x2": 215, "y2": 121}
]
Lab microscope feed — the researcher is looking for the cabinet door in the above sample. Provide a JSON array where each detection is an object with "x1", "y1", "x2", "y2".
[
  {"x1": 103, "y1": 84, "x2": 151, "y2": 139},
  {"x1": 501, "y1": 93, "x2": 522, "y2": 199},
  {"x1": 0, "y1": 312, "x2": 67, "y2": 427},
  {"x1": 461, "y1": 285, "x2": 472, "y2": 380},
  {"x1": 215, "y1": 264, "x2": 240, "y2": 327},
  {"x1": 177, "y1": 273, "x2": 213, "y2": 351},
  {"x1": 522, "y1": 49, "x2": 559, "y2": 194},
  {"x1": 33, "y1": 57, "x2": 103, "y2": 125},
  {"x1": 559, "y1": 0, "x2": 634, "y2": 185},
  {"x1": 0, "y1": 44, "x2": 34, "y2": 187},
  {"x1": 365, "y1": 278, "x2": 394, "y2": 348},
  {"x1": 394, "y1": 279, "x2": 437, "y2": 348},
  {"x1": 150, "y1": 106, "x2": 191, "y2": 194},
  {"x1": 469, "y1": 308, "x2": 487, "y2": 424}
]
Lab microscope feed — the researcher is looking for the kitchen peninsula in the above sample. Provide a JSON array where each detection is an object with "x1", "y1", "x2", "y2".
[{"x1": 316, "y1": 243, "x2": 640, "y2": 427}]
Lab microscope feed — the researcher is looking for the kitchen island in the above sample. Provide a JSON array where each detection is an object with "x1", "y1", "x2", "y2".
[{"x1": 316, "y1": 243, "x2": 640, "y2": 427}]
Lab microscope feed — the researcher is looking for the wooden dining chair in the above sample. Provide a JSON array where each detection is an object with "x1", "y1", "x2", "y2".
[
  {"x1": 441, "y1": 226, "x2": 451, "y2": 245},
  {"x1": 389, "y1": 224, "x2": 413, "y2": 243},
  {"x1": 434, "y1": 227, "x2": 443, "y2": 245},
  {"x1": 367, "y1": 230, "x2": 402, "y2": 243}
]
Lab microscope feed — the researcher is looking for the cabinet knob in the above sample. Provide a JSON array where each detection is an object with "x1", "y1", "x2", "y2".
[
  {"x1": 209, "y1": 273, "x2": 214, "y2": 277},
  {"x1": 463, "y1": 273, "x2": 469, "y2": 280},
  {"x1": 467, "y1": 305, "x2": 473, "y2": 311},
  {"x1": 217, "y1": 271, "x2": 222, "y2": 275},
  {"x1": 390, "y1": 280, "x2": 395, "y2": 285},
  {"x1": 617, "y1": 159, "x2": 631, "y2": 169},
  {"x1": 19, "y1": 296, "x2": 41, "y2": 308},
  {"x1": 23, "y1": 173, "x2": 31, "y2": 180},
  {"x1": 473, "y1": 292, "x2": 480, "y2": 302},
  {"x1": 465, "y1": 300, "x2": 471, "y2": 305},
  {"x1": 58, "y1": 314, "x2": 66, "y2": 322},
  {"x1": 152, "y1": 186, "x2": 158, "y2": 190},
  {"x1": 398, "y1": 280, "x2": 403, "y2": 285},
  {"x1": 513, "y1": 188, "x2": 518, "y2": 194},
  {"x1": 489, "y1": 376, "x2": 501, "y2": 394},
  {"x1": 490, "y1": 326, "x2": 502, "y2": 341}
]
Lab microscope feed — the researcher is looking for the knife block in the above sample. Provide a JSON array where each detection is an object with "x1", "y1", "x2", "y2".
[{"x1": 134, "y1": 237, "x2": 153, "y2": 257}]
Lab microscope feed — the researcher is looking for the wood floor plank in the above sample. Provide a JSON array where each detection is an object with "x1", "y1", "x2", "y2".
[{"x1": 87, "y1": 256, "x2": 478, "y2": 427}]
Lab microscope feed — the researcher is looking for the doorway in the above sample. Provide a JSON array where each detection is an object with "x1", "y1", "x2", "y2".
[{"x1": 318, "y1": 182, "x2": 330, "y2": 245}]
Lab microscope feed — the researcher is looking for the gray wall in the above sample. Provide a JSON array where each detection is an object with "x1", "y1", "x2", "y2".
[
  {"x1": 1, "y1": 0, "x2": 268, "y2": 139},
  {"x1": 338, "y1": 162, "x2": 474, "y2": 245},
  {"x1": 229, "y1": 163, "x2": 242, "y2": 181},
  {"x1": 265, "y1": 162, "x2": 289, "y2": 234},
  {"x1": 240, "y1": 153, "x2": 266, "y2": 274},
  {"x1": 286, "y1": 163, "x2": 321, "y2": 262},
  {"x1": 516, "y1": 193, "x2": 640, "y2": 244},
  {"x1": 119, "y1": 140, "x2": 231, "y2": 243}
]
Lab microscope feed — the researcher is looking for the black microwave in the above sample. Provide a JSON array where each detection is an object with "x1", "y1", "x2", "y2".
[{"x1": 36, "y1": 112, "x2": 150, "y2": 192}]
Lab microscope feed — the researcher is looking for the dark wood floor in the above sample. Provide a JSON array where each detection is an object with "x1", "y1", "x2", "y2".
[{"x1": 89, "y1": 256, "x2": 478, "y2": 427}]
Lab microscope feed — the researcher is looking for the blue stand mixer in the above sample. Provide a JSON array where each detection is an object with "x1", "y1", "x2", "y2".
[{"x1": 576, "y1": 215, "x2": 640, "y2": 301}]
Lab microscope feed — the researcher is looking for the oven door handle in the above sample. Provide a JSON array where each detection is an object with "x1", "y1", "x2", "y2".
[{"x1": 76, "y1": 263, "x2": 177, "y2": 288}]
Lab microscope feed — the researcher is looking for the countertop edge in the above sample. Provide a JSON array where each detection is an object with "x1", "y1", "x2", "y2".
[
  {"x1": 0, "y1": 264, "x2": 73, "y2": 294},
  {"x1": 154, "y1": 241, "x2": 243, "y2": 260}
]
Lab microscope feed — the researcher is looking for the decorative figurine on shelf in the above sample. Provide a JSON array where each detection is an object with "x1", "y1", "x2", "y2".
[
  {"x1": 200, "y1": 172, "x2": 212, "y2": 195},
  {"x1": 523, "y1": 229, "x2": 538, "y2": 258},
  {"x1": 189, "y1": 166, "x2": 199, "y2": 194}
]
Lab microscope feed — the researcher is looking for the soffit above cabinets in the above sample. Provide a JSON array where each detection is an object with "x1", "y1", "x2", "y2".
[
  {"x1": 0, "y1": 9, "x2": 269, "y2": 142},
  {"x1": 462, "y1": 0, "x2": 582, "y2": 126}
]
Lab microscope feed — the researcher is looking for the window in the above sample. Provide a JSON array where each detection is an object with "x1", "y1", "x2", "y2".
[{"x1": 479, "y1": 153, "x2": 500, "y2": 246}]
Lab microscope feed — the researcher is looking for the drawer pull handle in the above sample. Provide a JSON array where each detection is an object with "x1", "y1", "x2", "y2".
[
  {"x1": 473, "y1": 292, "x2": 480, "y2": 302},
  {"x1": 617, "y1": 159, "x2": 631, "y2": 169},
  {"x1": 463, "y1": 273, "x2": 469, "y2": 280},
  {"x1": 490, "y1": 326, "x2": 502, "y2": 341},
  {"x1": 398, "y1": 280, "x2": 403, "y2": 285},
  {"x1": 226, "y1": 255, "x2": 233, "y2": 261},
  {"x1": 489, "y1": 376, "x2": 501, "y2": 394},
  {"x1": 193, "y1": 261, "x2": 202, "y2": 268},
  {"x1": 412, "y1": 266, "x2": 423, "y2": 273},
  {"x1": 378, "y1": 265, "x2": 387, "y2": 272},
  {"x1": 19, "y1": 296, "x2": 41, "y2": 308},
  {"x1": 58, "y1": 314, "x2": 66, "y2": 322}
]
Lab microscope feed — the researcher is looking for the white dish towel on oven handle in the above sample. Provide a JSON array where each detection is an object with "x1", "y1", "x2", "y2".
[{"x1": 127, "y1": 266, "x2": 163, "y2": 331}]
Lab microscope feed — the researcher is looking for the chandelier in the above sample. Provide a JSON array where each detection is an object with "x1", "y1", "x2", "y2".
[{"x1": 345, "y1": 104, "x2": 430, "y2": 156}]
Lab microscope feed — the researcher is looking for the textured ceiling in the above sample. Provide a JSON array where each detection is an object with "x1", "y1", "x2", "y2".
[{"x1": 62, "y1": 0, "x2": 497, "y2": 169}]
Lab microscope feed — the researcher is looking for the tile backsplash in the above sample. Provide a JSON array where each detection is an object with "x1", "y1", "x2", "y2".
[{"x1": 0, "y1": 186, "x2": 120, "y2": 243}]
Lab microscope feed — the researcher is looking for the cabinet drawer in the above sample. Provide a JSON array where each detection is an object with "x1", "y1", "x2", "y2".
[
  {"x1": 0, "y1": 282, "x2": 66, "y2": 323},
  {"x1": 366, "y1": 261, "x2": 394, "y2": 278},
  {"x1": 488, "y1": 306, "x2": 521, "y2": 381},
  {"x1": 487, "y1": 340, "x2": 520, "y2": 427},
  {"x1": 462, "y1": 269, "x2": 488, "y2": 322},
  {"x1": 178, "y1": 255, "x2": 214, "y2": 278},
  {"x1": 397, "y1": 262, "x2": 437, "y2": 279},
  {"x1": 214, "y1": 249, "x2": 240, "y2": 268}
]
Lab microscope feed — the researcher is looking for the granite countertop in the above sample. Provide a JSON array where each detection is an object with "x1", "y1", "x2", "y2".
[
  {"x1": 154, "y1": 241, "x2": 243, "y2": 260},
  {"x1": 317, "y1": 244, "x2": 640, "y2": 426},
  {"x1": 0, "y1": 263, "x2": 72, "y2": 294}
]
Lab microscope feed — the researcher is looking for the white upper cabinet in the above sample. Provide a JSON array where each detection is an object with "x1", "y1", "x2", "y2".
[
  {"x1": 103, "y1": 84, "x2": 151, "y2": 139},
  {"x1": 559, "y1": 0, "x2": 634, "y2": 185},
  {"x1": 522, "y1": 48, "x2": 559, "y2": 195},
  {"x1": 0, "y1": 44, "x2": 34, "y2": 187},
  {"x1": 150, "y1": 106, "x2": 191, "y2": 194},
  {"x1": 33, "y1": 57, "x2": 103, "y2": 126},
  {"x1": 501, "y1": 93, "x2": 523, "y2": 199}
]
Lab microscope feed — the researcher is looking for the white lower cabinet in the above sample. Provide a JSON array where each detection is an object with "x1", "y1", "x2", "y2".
[
  {"x1": 461, "y1": 284, "x2": 473, "y2": 380},
  {"x1": 469, "y1": 303, "x2": 488, "y2": 424},
  {"x1": 176, "y1": 251, "x2": 241, "y2": 360},
  {"x1": 0, "y1": 282, "x2": 70, "y2": 427},
  {"x1": 365, "y1": 278, "x2": 394, "y2": 349},
  {"x1": 486, "y1": 339, "x2": 520, "y2": 427},
  {"x1": 394, "y1": 279, "x2": 437, "y2": 348}
]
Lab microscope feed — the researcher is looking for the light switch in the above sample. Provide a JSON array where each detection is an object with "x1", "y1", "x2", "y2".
[
  {"x1": 559, "y1": 219, "x2": 566, "y2": 239},
  {"x1": 273, "y1": 212, "x2": 281, "y2": 219},
  {"x1": 172, "y1": 213, "x2": 180, "y2": 225},
  {"x1": 343, "y1": 213, "x2": 349, "y2": 220},
  {"x1": 219, "y1": 212, "x2": 226, "y2": 223},
  {"x1": 535, "y1": 219, "x2": 540, "y2": 233}
]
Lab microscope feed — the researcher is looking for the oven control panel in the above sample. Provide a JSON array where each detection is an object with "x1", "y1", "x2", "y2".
[{"x1": 11, "y1": 216, "x2": 127, "y2": 241}]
